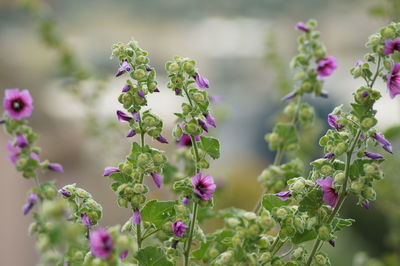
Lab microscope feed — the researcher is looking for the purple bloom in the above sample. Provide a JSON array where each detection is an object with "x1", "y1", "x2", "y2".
[
  {"x1": 178, "y1": 134, "x2": 193, "y2": 148},
  {"x1": 327, "y1": 114, "x2": 344, "y2": 131},
  {"x1": 119, "y1": 250, "x2": 128, "y2": 259},
  {"x1": 324, "y1": 152, "x2": 335, "y2": 159},
  {"x1": 154, "y1": 88, "x2": 160, "y2": 92},
  {"x1": 316, "y1": 177, "x2": 338, "y2": 208},
  {"x1": 90, "y1": 228, "x2": 113, "y2": 259},
  {"x1": 372, "y1": 132, "x2": 393, "y2": 153},
  {"x1": 132, "y1": 111, "x2": 140, "y2": 122},
  {"x1": 59, "y1": 188, "x2": 71, "y2": 197},
  {"x1": 364, "y1": 151, "x2": 384, "y2": 160},
  {"x1": 151, "y1": 172, "x2": 163, "y2": 188},
  {"x1": 295, "y1": 22, "x2": 310, "y2": 32},
  {"x1": 172, "y1": 220, "x2": 187, "y2": 237},
  {"x1": 191, "y1": 173, "x2": 216, "y2": 200},
  {"x1": 383, "y1": 38, "x2": 400, "y2": 55},
  {"x1": 103, "y1": 167, "x2": 120, "y2": 176},
  {"x1": 16, "y1": 134, "x2": 28, "y2": 148},
  {"x1": 204, "y1": 113, "x2": 216, "y2": 128},
  {"x1": 30, "y1": 152, "x2": 40, "y2": 162},
  {"x1": 361, "y1": 91, "x2": 369, "y2": 98},
  {"x1": 275, "y1": 190, "x2": 292, "y2": 201},
  {"x1": 122, "y1": 84, "x2": 131, "y2": 93},
  {"x1": 7, "y1": 141, "x2": 20, "y2": 165},
  {"x1": 156, "y1": 135, "x2": 168, "y2": 144},
  {"x1": 281, "y1": 91, "x2": 297, "y2": 102},
  {"x1": 3, "y1": 88, "x2": 33, "y2": 120},
  {"x1": 132, "y1": 209, "x2": 141, "y2": 225},
  {"x1": 362, "y1": 201, "x2": 370, "y2": 210},
  {"x1": 23, "y1": 193, "x2": 38, "y2": 215},
  {"x1": 198, "y1": 119, "x2": 208, "y2": 132},
  {"x1": 81, "y1": 213, "x2": 93, "y2": 229},
  {"x1": 116, "y1": 110, "x2": 132, "y2": 122},
  {"x1": 182, "y1": 196, "x2": 190, "y2": 205},
  {"x1": 146, "y1": 66, "x2": 153, "y2": 71},
  {"x1": 126, "y1": 129, "x2": 137, "y2": 138},
  {"x1": 360, "y1": 134, "x2": 365, "y2": 141},
  {"x1": 137, "y1": 90, "x2": 145, "y2": 98},
  {"x1": 194, "y1": 73, "x2": 210, "y2": 90},
  {"x1": 115, "y1": 61, "x2": 132, "y2": 77},
  {"x1": 317, "y1": 56, "x2": 337, "y2": 77},
  {"x1": 328, "y1": 240, "x2": 336, "y2": 247},
  {"x1": 387, "y1": 63, "x2": 400, "y2": 98},
  {"x1": 48, "y1": 163, "x2": 64, "y2": 173},
  {"x1": 175, "y1": 88, "x2": 182, "y2": 95}
]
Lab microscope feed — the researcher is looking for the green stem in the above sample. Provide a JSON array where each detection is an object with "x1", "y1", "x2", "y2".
[{"x1": 136, "y1": 115, "x2": 146, "y2": 254}]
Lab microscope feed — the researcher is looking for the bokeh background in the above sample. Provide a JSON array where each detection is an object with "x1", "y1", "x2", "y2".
[{"x1": 1, "y1": 0, "x2": 400, "y2": 265}]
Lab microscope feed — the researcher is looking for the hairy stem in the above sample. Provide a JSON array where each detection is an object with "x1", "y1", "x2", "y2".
[{"x1": 136, "y1": 116, "x2": 146, "y2": 252}]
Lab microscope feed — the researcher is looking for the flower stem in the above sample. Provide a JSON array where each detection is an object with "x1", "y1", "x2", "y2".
[{"x1": 136, "y1": 115, "x2": 146, "y2": 252}]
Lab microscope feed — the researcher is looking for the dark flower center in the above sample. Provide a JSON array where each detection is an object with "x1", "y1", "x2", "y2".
[
  {"x1": 196, "y1": 182, "x2": 207, "y2": 194},
  {"x1": 12, "y1": 99, "x2": 24, "y2": 112}
]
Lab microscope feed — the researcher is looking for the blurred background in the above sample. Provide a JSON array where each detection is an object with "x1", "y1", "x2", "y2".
[{"x1": 0, "y1": 0, "x2": 399, "y2": 265}]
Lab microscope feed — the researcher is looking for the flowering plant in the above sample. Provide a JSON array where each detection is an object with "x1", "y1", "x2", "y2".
[{"x1": 1, "y1": 19, "x2": 399, "y2": 266}]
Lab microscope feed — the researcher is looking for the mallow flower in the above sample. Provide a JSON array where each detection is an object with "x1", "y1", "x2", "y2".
[
  {"x1": 48, "y1": 163, "x2": 64, "y2": 173},
  {"x1": 23, "y1": 193, "x2": 38, "y2": 215},
  {"x1": 151, "y1": 172, "x2": 163, "y2": 188},
  {"x1": 372, "y1": 132, "x2": 392, "y2": 153},
  {"x1": 386, "y1": 63, "x2": 400, "y2": 98},
  {"x1": 172, "y1": 220, "x2": 187, "y2": 237},
  {"x1": 316, "y1": 56, "x2": 337, "y2": 77},
  {"x1": 81, "y1": 213, "x2": 93, "y2": 229},
  {"x1": 132, "y1": 209, "x2": 141, "y2": 225},
  {"x1": 3, "y1": 88, "x2": 33, "y2": 120},
  {"x1": 89, "y1": 228, "x2": 113, "y2": 259},
  {"x1": 327, "y1": 114, "x2": 344, "y2": 131},
  {"x1": 295, "y1": 22, "x2": 310, "y2": 32},
  {"x1": 191, "y1": 173, "x2": 216, "y2": 200},
  {"x1": 364, "y1": 151, "x2": 384, "y2": 160},
  {"x1": 16, "y1": 134, "x2": 29, "y2": 148},
  {"x1": 115, "y1": 60, "x2": 132, "y2": 77},
  {"x1": 103, "y1": 167, "x2": 120, "y2": 176},
  {"x1": 316, "y1": 177, "x2": 338, "y2": 208},
  {"x1": 275, "y1": 190, "x2": 292, "y2": 201},
  {"x1": 383, "y1": 38, "x2": 400, "y2": 55},
  {"x1": 194, "y1": 73, "x2": 209, "y2": 90}
]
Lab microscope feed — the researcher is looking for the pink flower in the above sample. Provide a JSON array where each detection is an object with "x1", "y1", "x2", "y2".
[
  {"x1": 7, "y1": 141, "x2": 20, "y2": 165},
  {"x1": 383, "y1": 38, "x2": 400, "y2": 55},
  {"x1": 89, "y1": 228, "x2": 113, "y2": 259},
  {"x1": 151, "y1": 172, "x2": 163, "y2": 188},
  {"x1": 316, "y1": 177, "x2": 338, "y2": 208},
  {"x1": 316, "y1": 56, "x2": 337, "y2": 77},
  {"x1": 386, "y1": 63, "x2": 400, "y2": 98},
  {"x1": 275, "y1": 190, "x2": 292, "y2": 201},
  {"x1": 191, "y1": 173, "x2": 216, "y2": 200},
  {"x1": 172, "y1": 220, "x2": 187, "y2": 237},
  {"x1": 3, "y1": 88, "x2": 33, "y2": 120},
  {"x1": 295, "y1": 22, "x2": 310, "y2": 32}
]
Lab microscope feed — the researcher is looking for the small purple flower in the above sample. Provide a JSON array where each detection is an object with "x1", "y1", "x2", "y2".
[
  {"x1": 360, "y1": 134, "x2": 365, "y2": 141},
  {"x1": 122, "y1": 84, "x2": 131, "y2": 93},
  {"x1": 175, "y1": 88, "x2": 182, "y2": 95},
  {"x1": 204, "y1": 113, "x2": 216, "y2": 128},
  {"x1": 383, "y1": 38, "x2": 400, "y2": 55},
  {"x1": 115, "y1": 60, "x2": 132, "y2": 77},
  {"x1": 327, "y1": 114, "x2": 344, "y2": 131},
  {"x1": 30, "y1": 152, "x2": 40, "y2": 162},
  {"x1": 364, "y1": 151, "x2": 384, "y2": 160},
  {"x1": 154, "y1": 88, "x2": 160, "y2": 92},
  {"x1": 137, "y1": 90, "x2": 145, "y2": 98},
  {"x1": 132, "y1": 209, "x2": 141, "y2": 225},
  {"x1": 295, "y1": 22, "x2": 310, "y2": 32},
  {"x1": 194, "y1": 73, "x2": 209, "y2": 90},
  {"x1": 172, "y1": 220, "x2": 187, "y2": 237},
  {"x1": 146, "y1": 66, "x2": 153, "y2": 71},
  {"x1": 23, "y1": 193, "x2": 38, "y2": 215},
  {"x1": 7, "y1": 141, "x2": 20, "y2": 164},
  {"x1": 355, "y1": 60, "x2": 364, "y2": 67},
  {"x1": 81, "y1": 213, "x2": 93, "y2": 229},
  {"x1": 151, "y1": 172, "x2": 163, "y2": 188},
  {"x1": 182, "y1": 196, "x2": 190, "y2": 205},
  {"x1": 116, "y1": 110, "x2": 132, "y2": 122},
  {"x1": 90, "y1": 228, "x2": 113, "y2": 259},
  {"x1": 198, "y1": 119, "x2": 208, "y2": 132},
  {"x1": 328, "y1": 240, "x2": 336, "y2": 247},
  {"x1": 191, "y1": 173, "x2": 216, "y2": 200},
  {"x1": 3, "y1": 88, "x2": 34, "y2": 120},
  {"x1": 281, "y1": 91, "x2": 297, "y2": 102},
  {"x1": 48, "y1": 163, "x2": 64, "y2": 173},
  {"x1": 132, "y1": 111, "x2": 140, "y2": 122},
  {"x1": 372, "y1": 132, "x2": 393, "y2": 153},
  {"x1": 275, "y1": 190, "x2": 292, "y2": 201},
  {"x1": 16, "y1": 134, "x2": 29, "y2": 148},
  {"x1": 178, "y1": 134, "x2": 193, "y2": 148},
  {"x1": 119, "y1": 250, "x2": 129, "y2": 259},
  {"x1": 317, "y1": 56, "x2": 337, "y2": 77},
  {"x1": 316, "y1": 177, "x2": 338, "y2": 208},
  {"x1": 387, "y1": 63, "x2": 400, "y2": 98},
  {"x1": 126, "y1": 129, "x2": 137, "y2": 138},
  {"x1": 323, "y1": 152, "x2": 335, "y2": 159},
  {"x1": 103, "y1": 167, "x2": 120, "y2": 176},
  {"x1": 171, "y1": 240, "x2": 179, "y2": 249},
  {"x1": 59, "y1": 188, "x2": 71, "y2": 197},
  {"x1": 156, "y1": 135, "x2": 168, "y2": 144},
  {"x1": 362, "y1": 201, "x2": 370, "y2": 210},
  {"x1": 361, "y1": 91, "x2": 369, "y2": 98}
]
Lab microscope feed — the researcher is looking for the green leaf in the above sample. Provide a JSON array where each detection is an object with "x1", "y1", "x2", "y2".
[
  {"x1": 262, "y1": 194, "x2": 291, "y2": 212},
  {"x1": 298, "y1": 189, "x2": 323, "y2": 215},
  {"x1": 136, "y1": 246, "x2": 173, "y2": 266},
  {"x1": 332, "y1": 217, "x2": 355, "y2": 233},
  {"x1": 162, "y1": 162, "x2": 178, "y2": 184},
  {"x1": 274, "y1": 123, "x2": 298, "y2": 147},
  {"x1": 292, "y1": 229, "x2": 317, "y2": 244},
  {"x1": 108, "y1": 172, "x2": 130, "y2": 183},
  {"x1": 350, "y1": 159, "x2": 374, "y2": 180},
  {"x1": 141, "y1": 200, "x2": 176, "y2": 228},
  {"x1": 200, "y1": 136, "x2": 220, "y2": 159},
  {"x1": 192, "y1": 241, "x2": 212, "y2": 261}
]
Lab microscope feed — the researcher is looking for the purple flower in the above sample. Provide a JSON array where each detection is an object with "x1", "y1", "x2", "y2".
[
  {"x1": 103, "y1": 167, "x2": 120, "y2": 176},
  {"x1": 316, "y1": 177, "x2": 338, "y2": 208},
  {"x1": 361, "y1": 91, "x2": 369, "y2": 98},
  {"x1": 364, "y1": 151, "x2": 384, "y2": 160},
  {"x1": 151, "y1": 172, "x2": 163, "y2": 188},
  {"x1": 115, "y1": 61, "x2": 132, "y2": 77},
  {"x1": 7, "y1": 141, "x2": 20, "y2": 164},
  {"x1": 383, "y1": 38, "x2": 400, "y2": 55},
  {"x1": 48, "y1": 163, "x2": 64, "y2": 173},
  {"x1": 191, "y1": 173, "x2": 216, "y2": 200},
  {"x1": 122, "y1": 84, "x2": 131, "y2": 93},
  {"x1": 16, "y1": 134, "x2": 28, "y2": 148},
  {"x1": 154, "y1": 88, "x2": 160, "y2": 92},
  {"x1": 81, "y1": 213, "x2": 93, "y2": 229},
  {"x1": 281, "y1": 91, "x2": 297, "y2": 102},
  {"x1": 198, "y1": 119, "x2": 208, "y2": 132},
  {"x1": 23, "y1": 193, "x2": 38, "y2": 215},
  {"x1": 137, "y1": 90, "x2": 145, "y2": 98},
  {"x1": 204, "y1": 113, "x2": 216, "y2": 128},
  {"x1": 132, "y1": 209, "x2": 141, "y2": 225},
  {"x1": 119, "y1": 250, "x2": 129, "y2": 259},
  {"x1": 30, "y1": 152, "x2": 40, "y2": 162},
  {"x1": 116, "y1": 110, "x2": 132, "y2": 122},
  {"x1": 156, "y1": 135, "x2": 168, "y2": 144},
  {"x1": 175, "y1": 88, "x2": 182, "y2": 95},
  {"x1": 194, "y1": 73, "x2": 210, "y2": 90},
  {"x1": 295, "y1": 22, "x2": 310, "y2": 32},
  {"x1": 90, "y1": 228, "x2": 113, "y2": 259},
  {"x1": 59, "y1": 188, "x2": 71, "y2": 197},
  {"x1": 362, "y1": 201, "x2": 370, "y2": 210},
  {"x1": 275, "y1": 190, "x2": 292, "y2": 201},
  {"x1": 182, "y1": 196, "x2": 190, "y2": 205},
  {"x1": 328, "y1": 240, "x2": 336, "y2": 247},
  {"x1": 126, "y1": 129, "x2": 137, "y2": 138},
  {"x1": 171, "y1": 240, "x2": 179, "y2": 249},
  {"x1": 172, "y1": 220, "x2": 188, "y2": 237},
  {"x1": 178, "y1": 134, "x2": 193, "y2": 148},
  {"x1": 387, "y1": 63, "x2": 400, "y2": 98},
  {"x1": 372, "y1": 132, "x2": 393, "y2": 153},
  {"x1": 3, "y1": 88, "x2": 34, "y2": 120},
  {"x1": 317, "y1": 56, "x2": 337, "y2": 77},
  {"x1": 132, "y1": 111, "x2": 140, "y2": 122},
  {"x1": 327, "y1": 114, "x2": 344, "y2": 131},
  {"x1": 323, "y1": 152, "x2": 335, "y2": 159}
]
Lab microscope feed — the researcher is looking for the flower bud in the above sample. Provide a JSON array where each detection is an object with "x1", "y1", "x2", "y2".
[
  {"x1": 381, "y1": 26, "x2": 395, "y2": 39},
  {"x1": 334, "y1": 142, "x2": 348, "y2": 156},
  {"x1": 291, "y1": 180, "x2": 305, "y2": 192},
  {"x1": 118, "y1": 198, "x2": 128, "y2": 208},
  {"x1": 318, "y1": 225, "x2": 331, "y2": 241},
  {"x1": 143, "y1": 116, "x2": 157, "y2": 127},
  {"x1": 208, "y1": 248, "x2": 219, "y2": 258},
  {"x1": 367, "y1": 34, "x2": 381, "y2": 46},
  {"x1": 182, "y1": 103, "x2": 191, "y2": 114},
  {"x1": 292, "y1": 246, "x2": 306, "y2": 259},
  {"x1": 243, "y1": 212, "x2": 257, "y2": 221},
  {"x1": 259, "y1": 215, "x2": 275, "y2": 230},
  {"x1": 294, "y1": 217, "x2": 305, "y2": 232},
  {"x1": 275, "y1": 208, "x2": 288, "y2": 219},
  {"x1": 334, "y1": 172, "x2": 345, "y2": 185},
  {"x1": 192, "y1": 92, "x2": 205, "y2": 103},
  {"x1": 184, "y1": 61, "x2": 195, "y2": 72},
  {"x1": 319, "y1": 135, "x2": 328, "y2": 146},
  {"x1": 314, "y1": 252, "x2": 330, "y2": 266},
  {"x1": 220, "y1": 251, "x2": 233, "y2": 263},
  {"x1": 168, "y1": 63, "x2": 180, "y2": 72},
  {"x1": 137, "y1": 153, "x2": 151, "y2": 166},
  {"x1": 175, "y1": 204, "x2": 186, "y2": 214},
  {"x1": 122, "y1": 93, "x2": 133, "y2": 106},
  {"x1": 185, "y1": 122, "x2": 200, "y2": 136},
  {"x1": 133, "y1": 69, "x2": 146, "y2": 80},
  {"x1": 294, "y1": 72, "x2": 305, "y2": 80},
  {"x1": 198, "y1": 159, "x2": 209, "y2": 169},
  {"x1": 301, "y1": 82, "x2": 313, "y2": 93},
  {"x1": 121, "y1": 219, "x2": 133, "y2": 232},
  {"x1": 361, "y1": 117, "x2": 376, "y2": 129},
  {"x1": 75, "y1": 188, "x2": 92, "y2": 199},
  {"x1": 259, "y1": 252, "x2": 272, "y2": 263},
  {"x1": 136, "y1": 55, "x2": 148, "y2": 64},
  {"x1": 320, "y1": 165, "x2": 333, "y2": 175},
  {"x1": 266, "y1": 132, "x2": 280, "y2": 145},
  {"x1": 351, "y1": 181, "x2": 364, "y2": 194},
  {"x1": 362, "y1": 187, "x2": 376, "y2": 200},
  {"x1": 133, "y1": 183, "x2": 147, "y2": 194},
  {"x1": 226, "y1": 217, "x2": 240, "y2": 228},
  {"x1": 249, "y1": 224, "x2": 260, "y2": 236},
  {"x1": 131, "y1": 194, "x2": 146, "y2": 205}
]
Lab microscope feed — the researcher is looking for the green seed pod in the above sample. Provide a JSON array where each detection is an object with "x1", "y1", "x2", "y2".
[
  {"x1": 334, "y1": 172, "x2": 345, "y2": 184},
  {"x1": 351, "y1": 181, "x2": 364, "y2": 194},
  {"x1": 133, "y1": 183, "x2": 147, "y2": 194},
  {"x1": 168, "y1": 63, "x2": 180, "y2": 72},
  {"x1": 133, "y1": 69, "x2": 146, "y2": 80},
  {"x1": 318, "y1": 225, "x2": 331, "y2": 241},
  {"x1": 137, "y1": 153, "x2": 151, "y2": 166},
  {"x1": 192, "y1": 92, "x2": 205, "y2": 103},
  {"x1": 118, "y1": 197, "x2": 128, "y2": 208},
  {"x1": 275, "y1": 208, "x2": 288, "y2": 219},
  {"x1": 122, "y1": 93, "x2": 133, "y2": 106},
  {"x1": 320, "y1": 165, "x2": 333, "y2": 175},
  {"x1": 362, "y1": 186, "x2": 376, "y2": 200}
]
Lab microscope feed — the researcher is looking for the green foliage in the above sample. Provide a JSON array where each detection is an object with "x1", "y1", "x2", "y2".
[
  {"x1": 136, "y1": 246, "x2": 173, "y2": 266},
  {"x1": 141, "y1": 200, "x2": 176, "y2": 228}
]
